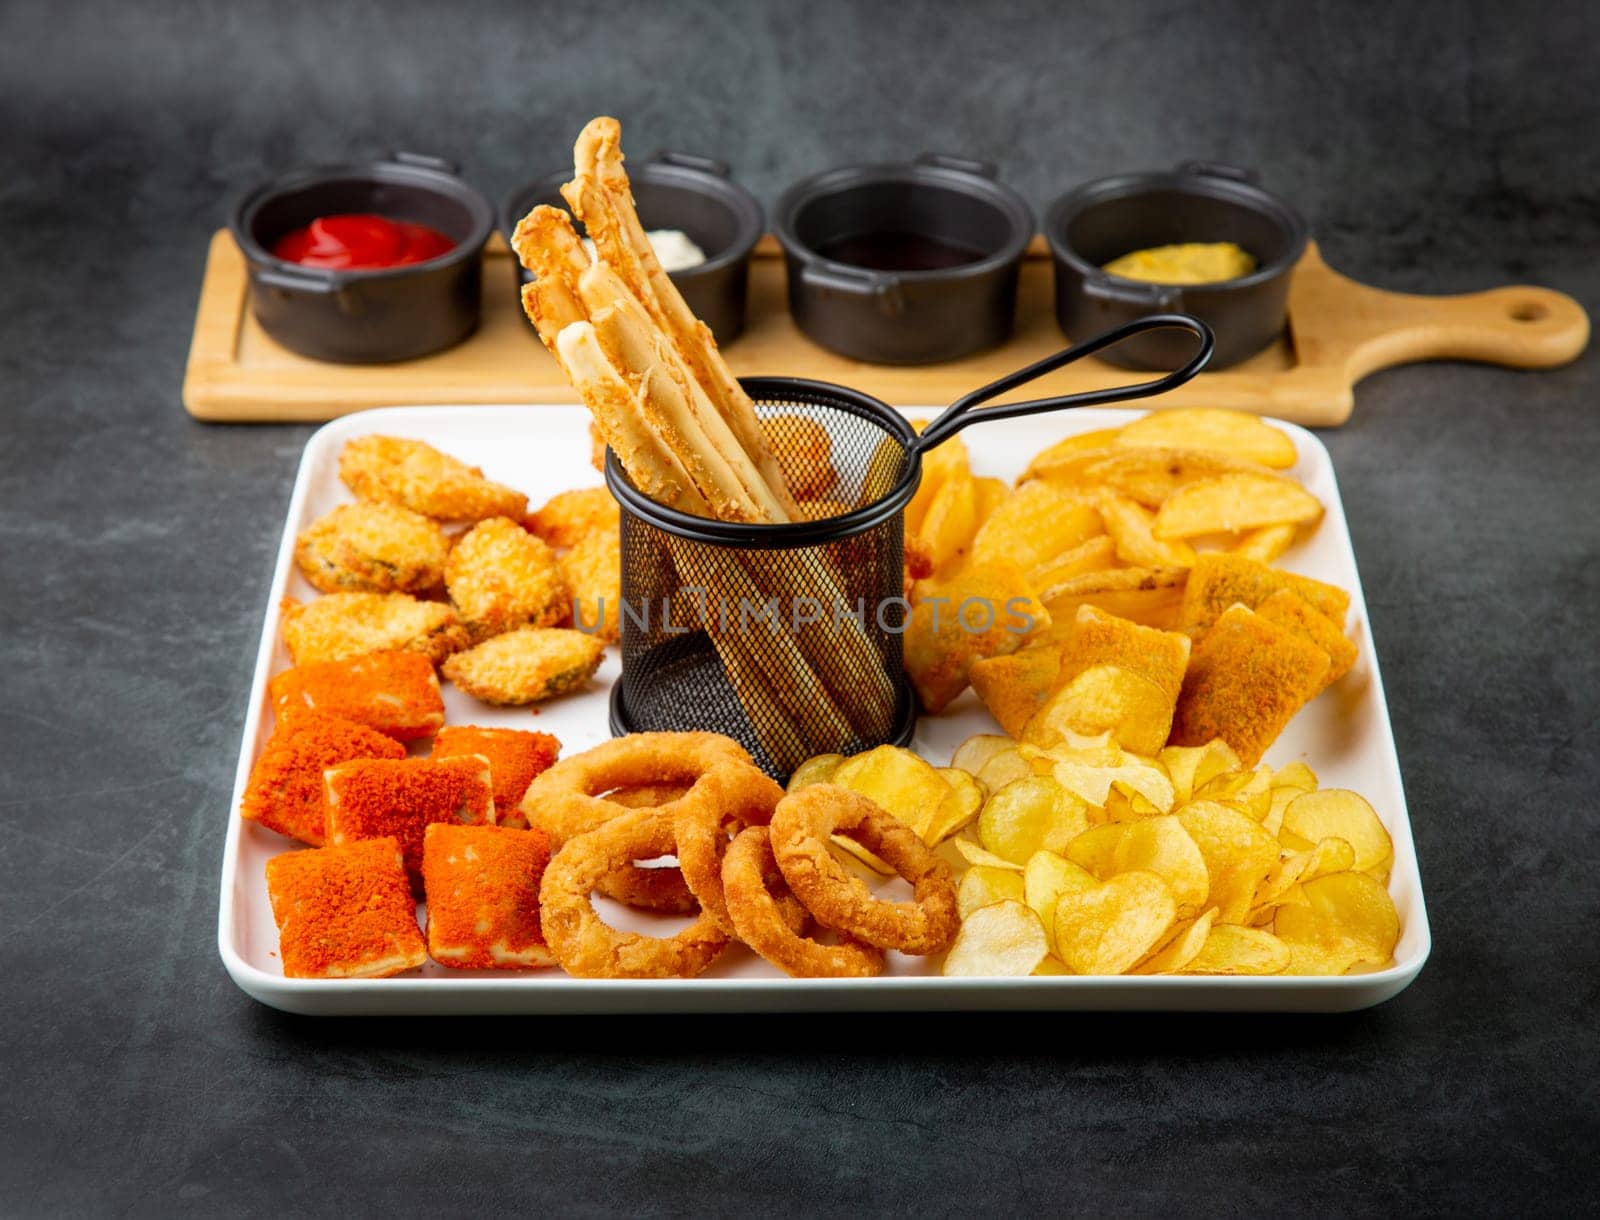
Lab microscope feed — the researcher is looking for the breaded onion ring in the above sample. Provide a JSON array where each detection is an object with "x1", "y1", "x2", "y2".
[
  {"x1": 722, "y1": 827, "x2": 884, "y2": 978},
  {"x1": 539, "y1": 809, "x2": 729, "y2": 978},
  {"x1": 673, "y1": 762, "x2": 785, "y2": 935},
  {"x1": 769, "y1": 785, "x2": 960, "y2": 955}
]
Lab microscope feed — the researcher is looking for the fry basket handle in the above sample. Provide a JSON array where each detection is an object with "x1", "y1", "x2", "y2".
[{"x1": 912, "y1": 314, "x2": 1215, "y2": 452}]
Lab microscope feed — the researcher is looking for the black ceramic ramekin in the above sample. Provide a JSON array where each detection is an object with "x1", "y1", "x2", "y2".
[
  {"x1": 1045, "y1": 161, "x2": 1307, "y2": 371},
  {"x1": 773, "y1": 154, "x2": 1034, "y2": 365},
  {"x1": 230, "y1": 153, "x2": 495, "y2": 364},
  {"x1": 501, "y1": 152, "x2": 764, "y2": 345}
]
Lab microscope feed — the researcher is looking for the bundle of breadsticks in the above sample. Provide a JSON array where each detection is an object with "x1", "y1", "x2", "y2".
[{"x1": 513, "y1": 118, "x2": 895, "y2": 771}]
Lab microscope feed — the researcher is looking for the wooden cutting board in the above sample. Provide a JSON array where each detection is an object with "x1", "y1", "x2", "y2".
[{"x1": 183, "y1": 230, "x2": 1588, "y2": 425}]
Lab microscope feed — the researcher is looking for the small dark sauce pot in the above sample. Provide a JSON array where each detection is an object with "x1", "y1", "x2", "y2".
[
  {"x1": 230, "y1": 153, "x2": 495, "y2": 364},
  {"x1": 501, "y1": 152, "x2": 764, "y2": 345},
  {"x1": 773, "y1": 154, "x2": 1034, "y2": 365},
  {"x1": 1045, "y1": 161, "x2": 1307, "y2": 371}
]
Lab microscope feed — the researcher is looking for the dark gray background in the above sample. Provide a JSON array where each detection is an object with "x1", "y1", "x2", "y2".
[{"x1": 2, "y1": 0, "x2": 1598, "y2": 1215}]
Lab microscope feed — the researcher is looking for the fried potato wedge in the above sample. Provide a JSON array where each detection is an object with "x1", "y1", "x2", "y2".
[
  {"x1": 1153, "y1": 473, "x2": 1323, "y2": 539},
  {"x1": 972, "y1": 481, "x2": 1103, "y2": 575},
  {"x1": 1115, "y1": 408, "x2": 1298, "y2": 469},
  {"x1": 1098, "y1": 489, "x2": 1197, "y2": 569}
]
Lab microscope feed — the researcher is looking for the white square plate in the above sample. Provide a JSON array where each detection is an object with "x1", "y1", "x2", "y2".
[{"x1": 219, "y1": 405, "x2": 1429, "y2": 1014}]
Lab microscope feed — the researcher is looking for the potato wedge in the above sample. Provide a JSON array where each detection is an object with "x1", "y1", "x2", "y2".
[
  {"x1": 1153, "y1": 473, "x2": 1323, "y2": 539},
  {"x1": 1115, "y1": 408, "x2": 1298, "y2": 469}
]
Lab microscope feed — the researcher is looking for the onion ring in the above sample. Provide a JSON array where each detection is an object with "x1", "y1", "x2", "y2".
[
  {"x1": 768, "y1": 784, "x2": 960, "y2": 955},
  {"x1": 673, "y1": 762, "x2": 785, "y2": 935},
  {"x1": 722, "y1": 827, "x2": 885, "y2": 978},
  {"x1": 539, "y1": 808, "x2": 730, "y2": 978}
]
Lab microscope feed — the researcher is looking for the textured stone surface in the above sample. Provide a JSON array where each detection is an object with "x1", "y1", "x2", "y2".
[{"x1": 1, "y1": 0, "x2": 1597, "y2": 1213}]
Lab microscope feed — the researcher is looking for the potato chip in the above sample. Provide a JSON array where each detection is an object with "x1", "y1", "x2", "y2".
[
  {"x1": 1022, "y1": 664, "x2": 1174, "y2": 756},
  {"x1": 957, "y1": 865, "x2": 1027, "y2": 919},
  {"x1": 1032, "y1": 955, "x2": 1073, "y2": 976},
  {"x1": 969, "y1": 645, "x2": 1062, "y2": 738},
  {"x1": 942, "y1": 900, "x2": 1050, "y2": 977},
  {"x1": 949, "y1": 733, "x2": 1015, "y2": 781},
  {"x1": 1195, "y1": 766, "x2": 1274, "y2": 821},
  {"x1": 904, "y1": 562, "x2": 1050, "y2": 713},
  {"x1": 831, "y1": 746, "x2": 951, "y2": 839},
  {"x1": 1153, "y1": 473, "x2": 1323, "y2": 540},
  {"x1": 1028, "y1": 535, "x2": 1119, "y2": 589},
  {"x1": 787, "y1": 752, "x2": 844, "y2": 792},
  {"x1": 1158, "y1": 740, "x2": 1244, "y2": 803},
  {"x1": 1131, "y1": 909, "x2": 1218, "y2": 974},
  {"x1": 1049, "y1": 751, "x2": 1176, "y2": 812},
  {"x1": 1176, "y1": 800, "x2": 1281, "y2": 923},
  {"x1": 972, "y1": 481, "x2": 1103, "y2": 575},
  {"x1": 1052, "y1": 604, "x2": 1191, "y2": 703},
  {"x1": 1102, "y1": 786, "x2": 1164, "y2": 823},
  {"x1": 1098, "y1": 489, "x2": 1198, "y2": 569},
  {"x1": 925, "y1": 767, "x2": 985, "y2": 843},
  {"x1": 1114, "y1": 407, "x2": 1298, "y2": 469},
  {"x1": 1067, "y1": 816, "x2": 1210, "y2": 916},
  {"x1": 1231, "y1": 522, "x2": 1299, "y2": 563},
  {"x1": 1274, "y1": 872, "x2": 1400, "y2": 974},
  {"x1": 1180, "y1": 924, "x2": 1291, "y2": 975},
  {"x1": 1280, "y1": 789, "x2": 1393, "y2": 875},
  {"x1": 974, "y1": 745, "x2": 1039, "y2": 794},
  {"x1": 1273, "y1": 760, "x2": 1318, "y2": 791},
  {"x1": 828, "y1": 834, "x2": 894, "y2": 877},
  {"x1": 1023, "y1": 850, "x2": 1098, "y2": 953},
  {"x1": 1052, "y1": 871, "x2": 1177, "y2": 975},
  {"x1": 1256, "y1": 589, "x2": 1358, "y2": 685},
  {"x1": 953, "y1": 837, "x2": 1025, "y2": 871},
  {"x1": 978, "y1": 776, "x2": 1090, "y2": 863}
]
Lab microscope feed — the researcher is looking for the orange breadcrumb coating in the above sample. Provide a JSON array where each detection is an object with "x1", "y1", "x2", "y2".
[
  {"x1": 269, "y1": 651, "x2": 446, "y2": 742},
  {"x1": 1178, "y1": 553, "x2": 1350, "y2": 638},
  {"x1": 970, "y1": 643, "x2": 1064, "y2": 737},
  {"x1": 293, "y1": 501, "x2": 451, "y2": 595},
  {"x1": 441, "y1": 628, "x2": 605, "y2": 706},
  {"x1": 445, "y1": 516, "x2": 570, "y2": 640},
  {"x1": 422, "y1": 823, "x2": 555, "y2": 969},
  {"x1": 280, "y1": 592, "x2": 469, "y2": 666},
  {"x1": 1169, "y1": 604, "x2": 1331, "y2": 766},
  {"x1": 1256, "y1": 589, "x2": 1358, "y2": 686},
  {"x1": 523, "y1": 486, "x2": 620, "y2": 550},
  {"x1": 558, "y1": 527, "x2": 621, "y2": 642},
  {"x1": 1052, "y1": 604, "x2": 1191, "y2": 702},
  {"x1": 430, "y1": 726, "x2": 560, "y2": 829},
  {"x1": 324, "y1": 755, "x2": 496, "y2": 889},
  {"x1": 266, "y1": 837, "x2": 426, "y2": 978},
  {"x1": 241, "y1": 709, "x2": 406, "y2": 845},
  {"x1": 338, "y1": 435, "x2": 528, "y2": 522}
]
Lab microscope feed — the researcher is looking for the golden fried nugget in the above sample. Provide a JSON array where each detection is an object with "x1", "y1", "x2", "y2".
[
  {"x1": 1052, "y1": 605, "x2": 1191, "y2": 703},
  {"x1": 1170, "y1": 604, "x2": 1331, "y2": 766},
  {"x1": 293, "y1": 502, "x2": 450, "y2": 595},
  {"x1": 442, "y1": 628, "x2": 606, "y2": 705},
  {"x1": 445, "y1": 517, "x2": 569, "y2": 639},
  {"x1": 1256, "y1": 589, "x2": 1358, "y2": 685},
  {"x1": 969, "y1": 644, "x2": 1064, "y2": 737},
  {"x1": 338, "y1": 435, "x2": 528, "y2": 522},
  {"x1": 280, "y1": 593, "x2": 469, "y2": 666},
  {"x1": 524, "y1": 486, "x2": 620, "y2": 550},
  {"x1": 557, "y1": 527, "x2": 621, "y2": 642},
  {"x1": 1178, "y1": 552, "x2": 1350, "y2": 638},
  {"x1": 761, "y1": 413, "x2": 836, "y2": 500}
]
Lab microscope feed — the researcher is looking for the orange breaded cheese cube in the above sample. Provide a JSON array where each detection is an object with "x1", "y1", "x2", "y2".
[
  {"x1": 324, "y1": 756, "x2": 496, "y2": 888},
  {"x1": 269, "y1": 651, "x2": 446, "y2": 742},
  {"x1": 1169, "y1": 604, "x2": 1331, "y2": 766},
  {"x1": 429, "y1": 726, "x2": 560, "y2": 830},
  {"x1": 422, "y1": 823, "x2": 555, "y2": 969},
  {"x1": 265, "y1": 837, "x2": 426, "y2": 978},
  {"x1": 1178, "y1": 552, "x2": 1351, "y2": 638},
  {"x1": 241, "y1": 709, "x2": 406, "y2": 845}
]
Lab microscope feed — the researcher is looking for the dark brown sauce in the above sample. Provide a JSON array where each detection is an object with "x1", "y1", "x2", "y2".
[{"x1": 816, "y1": 231, "x2": 987, "y2": 272}]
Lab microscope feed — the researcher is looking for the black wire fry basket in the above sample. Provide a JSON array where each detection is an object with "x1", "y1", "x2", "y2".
[{"x1": 606, "y1": 314, "x2": 1215, "y2": 779}]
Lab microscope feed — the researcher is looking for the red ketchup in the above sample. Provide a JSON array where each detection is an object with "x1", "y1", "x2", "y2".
[{"x1": 271, "y1": 213, "x2": 455, "y2": 270}]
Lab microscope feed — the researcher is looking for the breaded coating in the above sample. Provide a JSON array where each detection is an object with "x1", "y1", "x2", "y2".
[
  {"x1": 422, "y1": 823, "x2": 556, "y2": 969},
  {"x1": 445, "y1": 517, "x2": 569, "y2": 640},
  {"x1": 269, "y1": 650, "x2": 446, "y2": 742},
  {"x1": 441, "y1": 627, "x2": 605, "y2": 706},
  {"x1": 970, "y1": 643, "x2": 1063, "y2": 738},
  {"x1": 523, "y1": 486, "x2": 620, "y2": 550},
  {"x1": 589, "y1": 421, "x2": 606, "y2": 472},
  {"x1": 1170, "y1": 604, "x2": 1331, "y2": 766},
  {"x1": 558, "y1": 527, "x2": 621, "y2": 642},
  {"x1": 241, "y1": 709, "x2": 406, "y2": 844},
  {"x1": 280, "y1": 592, "x2": 469, "y2": 666},
  {"x1": 324, "y1": 755, "x2": 497, "y2": 888},
  {"x1": 266, "y1": 837, "x2": 427, "y2": 978},
  {"x1": 293, "y1": 501, "x2": 450, "y2": 595},
  {"x1": 1178, "y1": 552, "x2": 1351, "y2": 639},
  {"x1": 1256, "y1": 589, "x2": 1358, "y2": 685},
  {"x1": 761, "y1": 413, "x2": 836, "y2": 500},
  {"x1": 431, "y1": 725, "x2": 561, "y2": 830},
  {"x1": 1052, "y1": 605, "x2": 1191, "y2": 703},
  {"x1": 338, "y1": 435, "x2": 528, "y2": 522}
]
